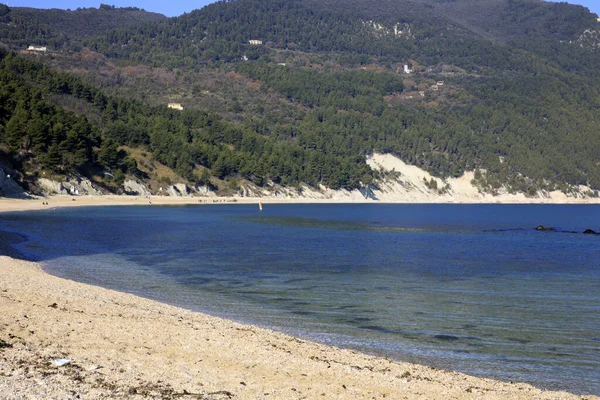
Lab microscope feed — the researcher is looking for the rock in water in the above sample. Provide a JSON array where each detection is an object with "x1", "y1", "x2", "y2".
[
  {"x1": 583, "y1": 229, "x2": 598, "y2": 235},
  {"x1": 535, "y1": 225, "x2": 554, "y2": 231}
]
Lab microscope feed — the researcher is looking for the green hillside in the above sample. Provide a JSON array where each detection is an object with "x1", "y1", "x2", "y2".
[
  {"x1": 0, "y1": 48, "x2": 372, "y2": 192},
  {"x1": 1, "y1": 0, "x2": 600, "y2": 196},
  {"x1": 0, "y1": 4, "x2": 166, "y2": 49}
]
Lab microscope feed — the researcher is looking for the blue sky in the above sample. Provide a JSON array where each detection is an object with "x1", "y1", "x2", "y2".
[{"x1": 3, "y1": 0, "x2": 600, "y2": 18}]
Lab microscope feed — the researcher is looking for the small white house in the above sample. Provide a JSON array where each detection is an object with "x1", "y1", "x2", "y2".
[
  {"x1": 27, "y1": 46, "x2": 47, "y2": 52},
  {"x1": 248, "y1": 40, "x2": 263, "y2": 45},
  {"x1": 168, "y1": 103, "x2": 184, "y2": 110},
  {"x1": 403, "y1": 64, "x2": 411, "y2": 74}
]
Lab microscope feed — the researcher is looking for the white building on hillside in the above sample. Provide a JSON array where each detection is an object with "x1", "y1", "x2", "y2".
[
  {"x1": 27, "y1": 46, "x2": 47, "y2": 52},
  {"x1": 168, "y1": 103, "x2": 184, "y2": 110}
]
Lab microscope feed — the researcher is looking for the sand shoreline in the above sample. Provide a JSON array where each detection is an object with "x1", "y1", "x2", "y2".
[
  {"x1": 1, "y1": 199, "x2": 599, "y2": 399},
  {"x1": 1, "y1": 255, "x2": 597, "y2": 399},
  {"x1": 0, "y1": 193, "x2": 600, "y2": 218}
]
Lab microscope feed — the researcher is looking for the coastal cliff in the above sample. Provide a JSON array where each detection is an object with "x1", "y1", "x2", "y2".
[{"x1": 14, "y1": 153, "x2": 599, "y2": 204}]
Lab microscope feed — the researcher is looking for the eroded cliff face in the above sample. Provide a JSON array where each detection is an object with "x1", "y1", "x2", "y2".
[
  {"x1": 364, "y1": 153, "x2": 598, "y2": 203},
  {"x1": 123, "y1": 179, "x2": 151, "y2": 196},
  {"x1": 37, "y1": 177, "x2": 103, "y2": 196},
  {"x1": 10, "y1": 153, "x2": 599, "y2": 204}
]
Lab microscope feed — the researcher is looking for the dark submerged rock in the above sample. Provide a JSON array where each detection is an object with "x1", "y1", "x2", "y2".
[
  {"x1": 535, "y1": 225, "x2": 554, "y2": 231},
  {"x1": 434, "y1": 334, "x2": 460, "y2": 341},
  {"x1": 583, "y1": 229, "x2": 598, "y2": 235}
]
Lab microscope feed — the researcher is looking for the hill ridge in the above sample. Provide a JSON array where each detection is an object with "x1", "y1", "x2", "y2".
[{"x1": 1, "y1": 0, "x2": 599, "y2": 198}]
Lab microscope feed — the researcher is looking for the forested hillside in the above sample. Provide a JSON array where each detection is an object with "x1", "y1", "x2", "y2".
[
  {"x1": 0, "y1": 4, "x2": 166, "y2": 49},
  {"x1": 1, "y1": 0, "x2": 600, "y2": 196},
  {"x1": 0, "y1": 48, "x2": 373, "y2": 192}
]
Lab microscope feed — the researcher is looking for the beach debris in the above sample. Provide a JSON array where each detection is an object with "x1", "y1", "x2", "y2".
[
  {"x1": 86, "y1": 364, "x2": 101, "y2": 371},
  {"x1": 207, "y1": 391, "x2": 234, "y2": 399},
  {"x1": 48, "y1": 302, "x2": 58, "y2": 308},
  {"x1": 54, "y1": 358, "x2": 71, "y2": 366},
  {"x1": 0, "y1": 339, "x2": 12, "y2": 348}
]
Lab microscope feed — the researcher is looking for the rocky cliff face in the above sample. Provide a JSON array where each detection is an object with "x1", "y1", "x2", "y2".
[
  {"x1": 5, "y1": 153, "x2": 599, "y2": 203},
  {"x1": 37, "y1": 177, "x2": 103, "y2": 196},
  {"x1": 0, "y1": 167, "x2": 26, "y2": 198},
  {"x1": 123, "y1": 179, "x2": 151, "y2": 196}
]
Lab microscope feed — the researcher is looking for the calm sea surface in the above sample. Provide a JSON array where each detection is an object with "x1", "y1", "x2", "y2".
[{"x1": 1, "y1": 204, "x2": 599, "y2": 394}]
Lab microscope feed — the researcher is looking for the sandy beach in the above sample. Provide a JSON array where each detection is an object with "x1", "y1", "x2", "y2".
[
  {"x1": 1, "y1": 198, "x2": 599, "y2": 399},
  {"x1": 0, "y1": 194, "x2": 262, "y2": 213}
]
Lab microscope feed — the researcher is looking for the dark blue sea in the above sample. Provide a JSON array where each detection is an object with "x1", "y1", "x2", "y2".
[{"x1": 1, "y1": 204, "x2": 599, "y2": 395}]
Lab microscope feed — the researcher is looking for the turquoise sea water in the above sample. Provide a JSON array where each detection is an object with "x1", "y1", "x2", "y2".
[{"x1": 1, "y1": 204, "x2": 599, "y2": 394}]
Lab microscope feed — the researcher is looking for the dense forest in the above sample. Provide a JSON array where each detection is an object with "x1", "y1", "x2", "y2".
[
  {"x1": 0, "y1": 48, "x2": 373, "y2": 191},
  {"x1": 0, "y1": 4, "x2": 166, "y2": 49},
  {"x1": 1, "y1": 0, "x2": 600, "y2": 196}
]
